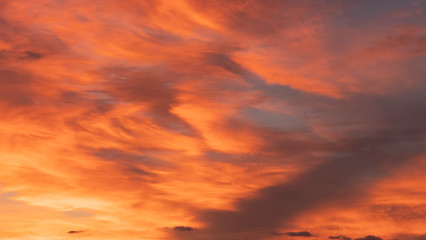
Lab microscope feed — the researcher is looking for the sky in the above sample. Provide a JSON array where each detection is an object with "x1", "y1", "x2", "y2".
[{"x1": 0, "y1": 0, "x2": 426, "y2": 240}]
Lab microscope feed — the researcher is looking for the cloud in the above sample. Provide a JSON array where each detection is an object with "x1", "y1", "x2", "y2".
[
  {"x1": 329, "y1": 235, "x2": 352, "y2": 240},
  {"x1": 101, "y1": 66, "x2": 199, "y2": 136},
  {"x1": 67, "y1": 230, "x2": 84, "y2": 234},
  {"x1": 0, "y1": 1, "x2": 426, "y2": 240},
  {"x1": 24, "y1": 51, "x2": 43, "y2": 60},
  {"x1": 355, "y1": 236, "x2": 383, "y2": 240},
  {"x1": 187, "y1": 0, "x2": 340, "y2": 37},
  {"x1": 173, "y1": 226, "x2": 196, "y2": 232},
  {"x1": 0, "y1": 69, "x2": 37, "y2": 106},
  {"x1": 271, "y1": 231, "x2": 314, "y2": 237},
  {"x1": 197, "y1": 118, "x2": 425, "y2": 238},
  {"x1": 369, "y1": 204, "x2": 426, "y2": 221},
  {"x1": 392, "y1": 233, "x2": 426, "y2": 240},
  {"x1": 285, "y1": 231, "x2": 314, "y2": 237}
]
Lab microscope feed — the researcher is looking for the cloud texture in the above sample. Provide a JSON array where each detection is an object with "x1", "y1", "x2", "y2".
[{"x1": 0, "y1": 0, "x2": 425, "y2": 240}]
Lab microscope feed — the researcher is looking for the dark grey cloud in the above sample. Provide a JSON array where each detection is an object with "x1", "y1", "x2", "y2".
[
  {"x1": 186, "y1": 27, "x2": 426, "y2": 239},
  {"x1": 24, "y1": 51, "x2": 43, "y2": 60},
  {"x1": 330, "y1": 235, "x2": 352, "y2": 240},
  {"x1": 199, "y1": 118, "x2": 424, "y2": 239},
  {"x1": 355, "y1": 235, "x2": 383, "y2": 240},
  {"x1": 199, "y1": 137, "x2": 421, "y2": 236},
  {"x1": 67, "y1": 230, "x2": 84, "y2": 234},
  {"x1": 270, "y1": 231, "x2": 314, "y2": 237},
  {"x1": 0, "y1": 49, "x2": 44, "y2": 61},
  {"x1": 173, "y1": 226, "x2": 196, "y2": 232},
  {"x1": 189, "y1": 56, "x2": 426, "y2": 240},
  {"x1": 285, "y1": 231, "x2": 314, "y2": 237}
]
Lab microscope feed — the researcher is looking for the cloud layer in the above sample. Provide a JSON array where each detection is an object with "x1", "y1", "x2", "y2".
[{"x1": 0, "y1": 0, "x2": 425, "y2": 240}]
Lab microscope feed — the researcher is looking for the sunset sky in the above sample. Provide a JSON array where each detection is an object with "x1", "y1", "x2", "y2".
[{"x1": 1, "y1": 1, "x2": 426, "y2": 240}]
